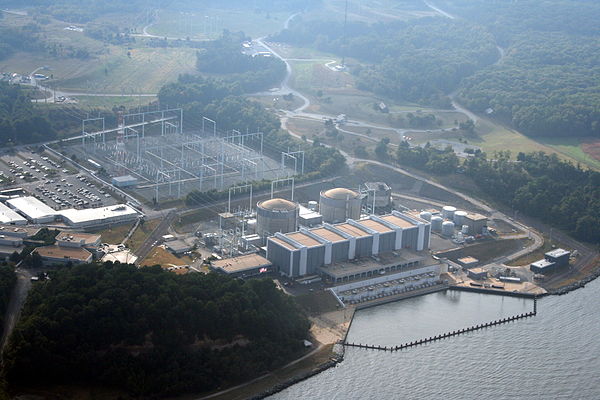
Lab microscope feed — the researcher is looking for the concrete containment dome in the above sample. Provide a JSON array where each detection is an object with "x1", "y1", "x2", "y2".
[
  {"x1": 256, "y1": 198, "x2": 299, "y2": 238},
  {"x1": 258, "y1": 198, "x2": 298, "y2": 212},
  {"x1": 319, "y1": 188, "x2": 362, "y2": 223},
  {"x1": 322, "y1": 188, "x2": 360, "y2": 200}
]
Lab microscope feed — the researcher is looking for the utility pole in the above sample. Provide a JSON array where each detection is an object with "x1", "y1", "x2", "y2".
[{"x1": 341, "y1": 0, "x2": 348, "y2": 67}]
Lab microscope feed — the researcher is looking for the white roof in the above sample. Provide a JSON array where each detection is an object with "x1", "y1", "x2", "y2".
[
  {"x1": 113, "y1": 175, "x2": 138, "y2": 182},
  {"x1": 6, "y1": 196, "x2": 57, "y2": 220},
  {"x1": 0, "y1": 202, "x2": 27, "y2": 224},
  {"x1": 299, "y1": 205, "x2": 322, "y2": 219},
  {"x1": 60, "y1": 204, "x2": 138, "y2": 225}
]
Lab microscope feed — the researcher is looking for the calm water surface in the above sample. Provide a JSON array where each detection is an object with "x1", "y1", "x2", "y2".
[{"x1": 271, "y1": 280, "x2": 600, "y2": 399}]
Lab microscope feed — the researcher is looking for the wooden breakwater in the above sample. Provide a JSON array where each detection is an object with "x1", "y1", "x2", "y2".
[{"x1": 343, "y1": 297, "x2": 538, "y2": 352}]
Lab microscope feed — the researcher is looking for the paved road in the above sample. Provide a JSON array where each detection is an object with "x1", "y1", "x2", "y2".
[
  {"x1": 257, "y1": 15, "x2": 545, "y2": 270},
  {"x1": 134, "y1": 209, "x2": 178, "y2": 262},
  {"x1": 423, "y1": 1, "x2": 456, "y2": 19},
  {"x1": 0, "y1": 267, "x2": 33, "y2": 360}
]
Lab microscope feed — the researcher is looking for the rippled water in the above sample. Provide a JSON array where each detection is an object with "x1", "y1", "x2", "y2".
[{"x1": 271, "y1": 280, "x2": 600, "y2": 400}]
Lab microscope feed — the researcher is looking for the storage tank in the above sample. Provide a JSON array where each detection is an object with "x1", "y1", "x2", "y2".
[
  {"x1": 461, "y1": 224, "x2": 470, "y2": 234},
  {"x1": 454, "y1": 210, "x2": 468, "y2": 226},
  {"x1": 308, "y1": 200, "x2": 318, "y2": 211},
  {"x1": 246, "y1": 218, "x2": 257, "y2": 234},
  {"x1": 319, "y1": 188, "x2": 362, "y2": 223},
  {"x1": 442, "y1": 206, "x2": 457, "y2": 220},
  {"x1": 431, "y1": 216, "x2": 443, "y2": 232},
  {"x1": 419, "y1": 211, "x2": 432, "y2": 221},
  {"x1": 256, "y1": 198, "x2": 299, "y2": 237},
  {"x1": 442, "y1": 221, "x2": 455, "y2": 237}
]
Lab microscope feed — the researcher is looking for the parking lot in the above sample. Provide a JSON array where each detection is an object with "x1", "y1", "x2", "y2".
[{"x1": 0, "y1": 150, "x2": 119, "y2": 211}]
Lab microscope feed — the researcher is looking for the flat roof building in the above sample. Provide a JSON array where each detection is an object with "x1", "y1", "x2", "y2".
[
  {"x1": 0, "y1": 202, "x2": 27, "y2": 225},
  {"x1": 267, "y1": 211, "x2": 431, "y2": 278},
  {"x1": 463, "y1": 213, "x2": 487, "y2": 235},
  {"x1": 0, "y1": 225, "x2": 41, "y2": 239},
  {"x1": 33, "y1": 245, "x2": 93, "y2": 265},
  {"x1": 298, "y1": 205, "x2": 323, "y2": 227},
  {"x1": 530, "y1": 259, "x2": 557, "y2": 274},
  {"x1": 7, "y1": 196, "x2": 57, "y2": 224},
  {"x1": 545, "y1": 248, "x2": 570, "y2": 267},
  {"x1": 458, "y1": 256, "x2": 479, "y2": 268},
  {"x1": 56, "y1": 232, "x2": 101, "y2": 250},
  {"x1": 211, "y1": 254, "x2": 272, "y2": 278},
  {"x1": 59, "y1": 204, "x2": 139, "y2": 229},
  {"x1": 112, "y1": 175, "x2": 138, "y2": 187},
  {"x1": 468, "y1": 267, "x2": 487, "y2": 280}
]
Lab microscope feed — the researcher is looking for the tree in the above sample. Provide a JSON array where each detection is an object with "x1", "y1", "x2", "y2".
[{"x1": 375, "y1": 138, "x2": 390, "y2": 159}]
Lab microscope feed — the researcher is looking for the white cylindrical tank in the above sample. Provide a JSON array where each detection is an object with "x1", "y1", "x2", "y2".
[
  {"x1": 454, "y1": 210, "x2": 467, "y2": 226},
  {"x1": 308, "y1": 200, "x2": 318, "y2": 211},
  {"x1": 246, "y1": 218, "x2": 257, "y2": 233},
  {"x1": 461, "y1": 224, "x2": 470, "y2": 234},
  {"x1": 319, "y1": 188, "x2": 362, "y2": 223},
  {"x1": 442, "y1": 221, "x2": 455, "y2": 237},
  {"x1": 256, "y1": 198, "x2": 299, "y2": 237},
  {"x1": 442, "y1": 206, "x2": 457, "y2": 220},
  {"x1": 419, "y1": 211, "x2": 432, "y2": 221},
  {"x1": 431, "y1": 216, "x2": 443, "y2": 232}
]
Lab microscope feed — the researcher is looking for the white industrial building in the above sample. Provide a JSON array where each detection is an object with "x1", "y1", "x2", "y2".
[
  {"x1": 59, "y1": 204, "x2": 140, "y2": 229},
  {"x1": 0, "y1": 202, "x2": 27, "y2": 225},
  {"x1": 267, "y1": 210, "x2": 431, "y2": 278},
  {"x1": 6, "y1": 196, "x2": 57, "y2": 224}
]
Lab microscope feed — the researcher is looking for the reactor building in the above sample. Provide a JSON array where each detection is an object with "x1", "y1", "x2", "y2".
[
  {"x1": 266, "y1": 210, "x2": 431, "y2": 278},
  {"x1": 256, "y1": 198, "x2": 299, "y2": 238},
  {"x1": 319, "y1": 188, "x2": 363, "y2": 223}
]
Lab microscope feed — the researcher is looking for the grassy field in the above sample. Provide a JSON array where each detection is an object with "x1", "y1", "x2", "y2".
[
  {"x1": 127, "y1": 219, "x2": 160, "y2": 251},
  {"x1": 147, "y1": 9, "x2": 290, "y2": 39},
  {"x1": 72, "y1": 95, "x2": 157, "y2": 110},
  {"x1": 538, "y1": 136, "x2": 600, "y2": 170},
  {"x1": 94, "y1": 222, "x2": 135, "y2": 244},
  {"x1": 0, "y1": 12, "x2": 197, "y2": 102},
  {"x1": 55, "y1": 46, "x2": 197, "y2": 93},
  {"x1": 141, "y1": 246, "x2": 188, "y2": 267},
  {"x1": 309, "y1": 0, "x2": 437, "y2": 23}
]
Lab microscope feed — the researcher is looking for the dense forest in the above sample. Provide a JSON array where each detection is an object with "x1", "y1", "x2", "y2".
[
  {"x1": 12, "y1": 0, "x2": 321, "y2": 22},
  {"x1": 196, "y1": 32, "x2": 286, "y2": 93},
  {"x1": 3, "y1": 263, "x2": 310, "y2": 397},
  {"x1": 0, "y1": 264, "x2": 17, "y2": 339},
  {"x1": 444, "y1": 0, "x2": 600, "y2": 138},
  {"x1": 271, "y1": 17, "x2": 497, "y2": 106},
  {"x1": 0, "y1": 82, "x2": 57, "y2": 145},
  {"x1": 395, "y1": 144, "x2": 600, "y2": 244},
  {"x1": 0, "y1": 24, "x2": 43, "y2": 61},
  {"x1": 463, "y1": 151, "x2": 600, "y2": 243},
  {"x1": 272, "y1": 1, "x2": 600, "y2": 138}
]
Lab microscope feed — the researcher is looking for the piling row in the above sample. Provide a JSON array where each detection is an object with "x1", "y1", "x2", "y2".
[{"x1": 343, "y1": 297, "x2": 538, "y2": 352}]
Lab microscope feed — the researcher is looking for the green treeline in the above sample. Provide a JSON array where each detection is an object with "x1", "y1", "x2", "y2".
[
  {"x1": 0, "y1": 265, "x2": 17, "y2": 339},
  {"x1": 0, "y1": 82, "x2": 57, "y2": 145},
  {"x1": 463, "y1": 151, "x2": 600, "y2": 243},
  {"x1": 196, "y1": 32, "x2": 286, "y2": 93},
  {"x1": 395, "y1": 144, "x2": 600, "y2": 244},
  {"x1": 395, "y1": 142, "x2": 459, "y2": 175},
  {"x1": 271, "y1": 18, "x2": 497, "y2": 106},
  {"x1": 3, "y1": 263, "x2": 310, "y2": 397},
  {"x1": 0, "y1": 24, "x2": 43, "y2": 61},
  {"x1": 13, "y1": 0, "x2": 321, "y2": 23},
  {"x1": 445, "y1": 0, "x2": 600, "y2": 137}
]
